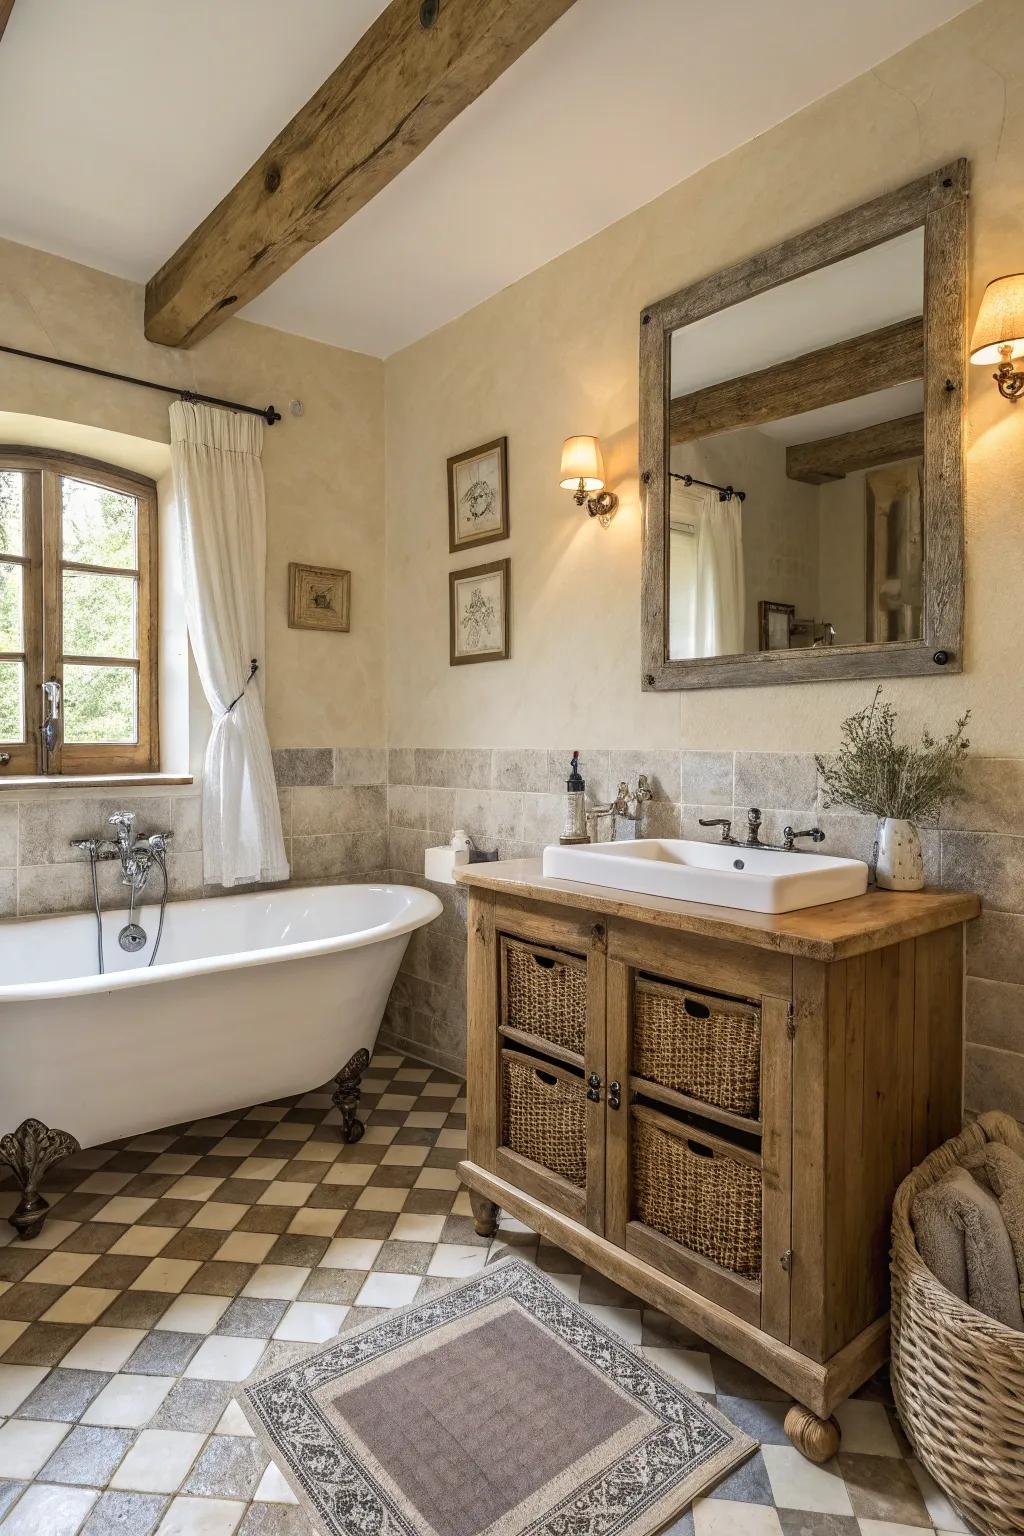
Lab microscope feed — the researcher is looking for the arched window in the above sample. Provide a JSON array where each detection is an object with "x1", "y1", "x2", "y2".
[{"x1": 0, "y1": 449, "x2": 158, "y2": 775}]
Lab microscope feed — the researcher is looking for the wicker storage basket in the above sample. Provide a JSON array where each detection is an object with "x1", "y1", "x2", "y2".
[
  {"x1": 502, "y1": 1050, "x2": 587, "y2": 1188},
  {"x1": 891, "y1": 1111, "x2": 1024, "y2": 1536},
  {"x1": 634, "y1": 978, "x2": 761, "y2": 1117},
  {"x1": 631, "y1": 1107, "x2": 762, "y2": 1278},
  {"x1": 501, "y1": 938, "x2": 587, "y2": 1057}
]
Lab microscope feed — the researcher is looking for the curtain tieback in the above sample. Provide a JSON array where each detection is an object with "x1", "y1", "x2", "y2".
[{"x1": 226, "y1": 658, "x2": 259, "y2": 713}]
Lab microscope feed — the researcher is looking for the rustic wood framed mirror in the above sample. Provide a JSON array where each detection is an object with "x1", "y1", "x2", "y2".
[{"x1": 639, "y1": 162, "x2": 968, "y2": 691}]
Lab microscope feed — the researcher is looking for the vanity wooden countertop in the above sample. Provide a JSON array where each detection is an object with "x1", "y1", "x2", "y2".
[{"x1": 454, "y1": 857, "x2": 980, "y2": 962}]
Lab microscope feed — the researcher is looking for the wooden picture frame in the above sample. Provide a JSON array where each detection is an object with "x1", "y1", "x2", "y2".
[
  {"x1": 288, "y1": 562, "x2": 351, "y2": 632},
  {"x1": 449, "y1": 558, "x2": 510, "y2": 665},
  {"x1": 758, "y1": 601, "x2": 795, "y2": 652},
  {"x1": 639, "y1": 160, "x2": 968, "y2": 691},
  {"x1": 447, "y1": 437, "x2": 509, "y2": 553}
]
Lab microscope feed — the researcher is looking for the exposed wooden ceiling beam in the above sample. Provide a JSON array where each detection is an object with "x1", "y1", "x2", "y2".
[
  {"x1": 786, "y1": 412, "x2": 924, "y2": 485},
  {"x1": 145, "y1": 0, "x2": 577, "y2": 349},
  {"x1": 669, "y1": 316, "x2": 923, "y2": 444},
  {"x1": 0, "y1": 1, "x2": 16, "y2": 46}
]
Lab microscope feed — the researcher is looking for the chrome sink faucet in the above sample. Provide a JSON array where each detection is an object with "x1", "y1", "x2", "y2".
[{"x1": 699, "y1": 808, "x2": 825, "y2": 855}]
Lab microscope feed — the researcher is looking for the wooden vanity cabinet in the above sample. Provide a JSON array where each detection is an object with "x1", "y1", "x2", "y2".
[{"x1": 456, "y1": 861, "x2": 979, "y2": 1459}]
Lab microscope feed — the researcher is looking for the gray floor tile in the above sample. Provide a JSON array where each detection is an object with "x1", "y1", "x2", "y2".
[
  {"x1": 716, "y1": 1395, "x2": 791, "y2": 1446},
  {"x1": 123, "y1": 1332, "x2": 204, "y2": 1376},
  {"x1": 181, "y1": 1435, "x2": 268, "y2": 1499},
  {"x1": 216, "y1": 1299, "x2": 289, "y2": 1338},
  {"x1": 705, "y1": 1447, "x2": 774, "y2": 1505},
  {"x1": 15, "y1": 1368, "x2": 112, "y2": 1422},
  {"x1": 236, "y1": 1505, "x2": 317, "y2": 1536},
  {"x1": 0, "y1": 1482, "x2": 27, "y2": 1521},
  {"x1": 38, "y1": 1426, "x2": 135, "y2": 1488},
  {"x1": 79, "y1": 1490, "x2": 169, "y2": 1535},
  {"x1": 777, "y1": 1515, "x2": 861, "y2": 1536},
  {"x1": 149, "y1": 1378, "x2": 235, "y2": 1432}
]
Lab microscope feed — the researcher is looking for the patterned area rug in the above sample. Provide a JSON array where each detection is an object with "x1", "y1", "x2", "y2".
[{"x1": 240, "y1": 1256, "x2": 754, "y2": 1536}]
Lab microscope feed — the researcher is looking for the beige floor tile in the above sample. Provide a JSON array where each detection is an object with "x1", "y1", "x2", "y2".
[
  {"x1": 82, "y1": 1374, "x2": 176, "y2": 1428},
  {"x1": 147, "y1": 1154, "x2": 200, "y2": 1176},
  {"x1": 154, "y1": 1293, "x2": 232, "y2": 1334},
  {"x1": 184, "y1": 1335, "x2": 266, "y2": 1383},
  {"x1": 908, "y1": 1459, "x2": 971, "y2": 1533},
  {"x1": 235, "y1": 1158, "x2": 287, "y2": 1181},
  {"x1": 110, "y1": 1427, "x2": 206, "y2": 1494},
  {"x1": 390, "y1": 1214, "x2": 446, "y2": 1243},
  {"x1": 426, "y1": 1245, "x2": 488, "y2": 1279},
  {"x1": 187, "y1": 1203, "x2": 248, "y2": 1232},
  {"x1": 354, "y1": 1187, "x2": 407, "y2": 1213},
  {"x1": 360, "y1": 1125, "x2": 397, "y2": 1145},
  {"x1": 376, "y1": 1094, "x2": 417, "y2": 1110},
  {"x1": 41, "y1": 1286, "x2": 119, "y2": 1324},
  {"x1": 321, "y1": 1163, "x2": 374, "y2": 1187},
  {"x1": 0, "y1": 1480, "x2": 97, "y2": 1536},
  {"x1": 693, "y1": 1500, "x2": 784, "y2": 1536},
  {"x1": 253, "y1": 1461, "x2": 299, "y2": 1503},
  {"x1": 21, "y1": 1251, "x2": 97, "y2": 1287},
  {"x1": 297, "y1": 1141, "x2": 341, "y2": 1163},
  {"x1": 130, "y1": 1258, "x2": 202, "y2": 1294},
  {"x1": 241, "y1": 1265, "x2": 310, "y2": 1301},
  {"x1": 286, "y1": 1209, "x2": 342, "y2": 1237},
  {"x1": 762, "y1": 1445, "x2": 854, "y2": 1515},
  {"x1": 257, "y1": 1182, "x2": 316, "y2": 1207},
  {"x1": 93, "y1": 1198, "x2": 156, "y2": 1225},
  {"x1": 355, "y1": 1272, "x2": 421, "y2": 1308},
  {"x1": 214, "y1": 1401, "x2": 255, "y2": 1437},
  {"x1": 264, "y1": 1123, "x2": 315, "y2": 1141},
  {"x1": 414, "y1": 1168, "x2": 460, "y2": 1191},
  {"x1": 211, "y1": 1138, "x2": 261, "y2": 1157},
  {"x1": 834, "y1": 1400, "x2": 901, "y2": 1456},
  {"x1": 12, "y1": 1219, "x2": 80, "y2": 1251},
  {"x1": 404, "y1": 1112, "x2": 447, "y2": 1129},
  {"x1": 0, "y1": 1418, "x2": 71, "y2": 1478},
  {"x1": 214, "y1": 1231, "x2": 278, "y2": 1264},
  {"x1": 320, "y1": 1238, "x2": 383, "y2": 1270},
  {"x1": 59, "y1": 1325, "x2": 147, "y2": 1372},
  {"x1": 273, "y1": 1302, "x2": 349, "y2": 1342},
  {"x1": 435, "y1": 1129, "x2": 467, "y2": 1150},
  {"x1": 166, "y1": 1177, "x2": 224, "y2": 1203},
  {"x1": 380, "y1": 1145, "x2": 430, "y2": 1167},
  {"x1": 108, "y1": 1225, "x2": 177, "y2": 1257},
  {"x1": 154, "y1": 1494, "x2": 246, "y2": 1534},
  {"x1": 0, "y1": 1364, "x2": 48, "y2": 1414},
  {"x1": 641, "y1": 1345, "x2": 716, "y2": 1392}
]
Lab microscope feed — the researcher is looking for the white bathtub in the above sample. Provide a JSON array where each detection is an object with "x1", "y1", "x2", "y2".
[{"x1": 0, "y1": 883, "x2": 441, "y2": 1148}]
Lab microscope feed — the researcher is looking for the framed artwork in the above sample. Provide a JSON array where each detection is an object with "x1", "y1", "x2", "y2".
[
  {"x1": 447, "y1": 437, "x2": 509, "y2": 552},
  {"x1": 288, "y1": 563, "x2": 351, "y2": 632},
  {"x1": 758, "y1": 600, "x2": 794, "y2": 652},
  {"x1": 449, "y1": 558, "x2": 510, "y2": 666}
]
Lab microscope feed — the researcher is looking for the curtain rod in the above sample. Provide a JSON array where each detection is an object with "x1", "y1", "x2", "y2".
[
  {"x1": 670, "y1": 470, "x2": 746, "y2": 503},
  {"x1": 0, "y1": 343, "x2": 282, "y2": 425}
]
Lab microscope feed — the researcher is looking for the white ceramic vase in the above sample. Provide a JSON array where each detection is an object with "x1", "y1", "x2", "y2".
[{"x1": 873, "y1": 817, "x2": 924, "y2": 891}]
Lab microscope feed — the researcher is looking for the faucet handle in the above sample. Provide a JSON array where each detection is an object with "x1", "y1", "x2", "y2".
[
  {"x1": 699, "y1": 817, "x2": 733, "y2": 843},
  {"x1": 108, "y1": 811, "x2": 136, "y2": 837},
  {"x1": 783, "y1": 826, "x2": 826, "y2": 852}
]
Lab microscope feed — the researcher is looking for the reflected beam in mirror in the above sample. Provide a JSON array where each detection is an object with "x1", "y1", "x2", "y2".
[
  {"x1": 669, "y1": 317, "x2": 923, "y2": 444},
  {"x1": 786, "y1": 413, "x2": 924, "y2": 484}
]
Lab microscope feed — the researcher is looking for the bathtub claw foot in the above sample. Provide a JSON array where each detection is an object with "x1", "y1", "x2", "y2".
[
  {"x1": 0, "y1": 1118, "x2": 81, "y2": 1241},
  {"x1": 332, "y1": 1049, "x2": 371, "y2": 1144}
]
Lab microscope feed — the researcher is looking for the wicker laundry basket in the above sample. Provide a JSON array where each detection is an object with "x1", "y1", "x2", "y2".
[{"x1": 890, "y1": 1111, "x2": 1024, "y2": 1536}]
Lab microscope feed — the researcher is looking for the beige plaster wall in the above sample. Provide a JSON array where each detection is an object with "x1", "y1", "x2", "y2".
[
  {"x1": 0, "y1": 239, "x2": 386, "y2": 749},
  {"x1": 384, "y1": 0, "x2": 1024, "y2": 759}
]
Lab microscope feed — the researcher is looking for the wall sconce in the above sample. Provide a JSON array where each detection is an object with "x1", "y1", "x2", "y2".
[
  {"x1": 970, "y1": 274, "x2": 1024, "y2": 401},
  {"x1": 559, "y1": 435, "x2": 618, "y2": 526}
]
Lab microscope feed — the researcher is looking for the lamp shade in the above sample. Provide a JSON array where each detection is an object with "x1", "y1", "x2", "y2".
[
  {"x1": 559, "y1": 435, "x2": 605, "y2": 491},
  {"x1": 970, "y1": 274, "x2": 1024, "y2": 364}
]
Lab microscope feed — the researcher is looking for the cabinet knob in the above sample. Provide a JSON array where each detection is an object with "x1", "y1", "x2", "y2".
[
  {"x1": 608, "y1": 1081, "x2": 622, "y2": 1110},
  {"x1": 586, "y1": 1073, "x2": 602, "y2": 1103}
]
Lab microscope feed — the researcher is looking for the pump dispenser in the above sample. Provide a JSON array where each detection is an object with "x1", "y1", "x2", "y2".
[{"x1": 559, "y1": 751, "x2": 589, "y2": 845}]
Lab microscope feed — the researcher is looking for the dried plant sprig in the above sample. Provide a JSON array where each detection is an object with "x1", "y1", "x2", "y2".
[{"x1": 815, "y1": 687, "x2": 970, "y2": 823}]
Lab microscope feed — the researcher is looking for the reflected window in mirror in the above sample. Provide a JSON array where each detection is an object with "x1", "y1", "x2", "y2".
[{"x1": 668, "y1": 229, "x2": 924, "y2": 660}]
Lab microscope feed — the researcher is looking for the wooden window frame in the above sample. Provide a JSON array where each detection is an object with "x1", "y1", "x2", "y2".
[{"x1": 0, "y1": 448, "x2": 158, "y2": 776}]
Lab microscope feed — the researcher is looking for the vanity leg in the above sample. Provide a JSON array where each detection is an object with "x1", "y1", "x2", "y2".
[
  {"x1": 784, "y1": 1404, "x2": 841, "y2": 1463},
  {"x1": 332, "y1": 1049, "x2": 371, "y2": 1144},
  {"x1": 0, "y1": 1118, "x2": 81, "y2": 1241},
  {"x1": 469, "y1": 1189, "x2": 500, "y2": 1238}
]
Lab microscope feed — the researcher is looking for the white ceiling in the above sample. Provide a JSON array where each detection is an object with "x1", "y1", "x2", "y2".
[{"x1": 0, "y1": 0, "x2": 971, "y2": 358}]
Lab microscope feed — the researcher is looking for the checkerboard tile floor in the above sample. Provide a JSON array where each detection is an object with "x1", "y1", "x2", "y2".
[{"x1": 0, "y1": 1051, "x2": 973, "y2": 1536}]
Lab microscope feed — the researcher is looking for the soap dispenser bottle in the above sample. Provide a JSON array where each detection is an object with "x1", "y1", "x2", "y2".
[{"x1": 559, "y1": 751, "x2": 589, "y2": 845}]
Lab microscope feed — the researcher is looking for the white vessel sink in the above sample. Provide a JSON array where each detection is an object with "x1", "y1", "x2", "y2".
[{"x1": 542, "y1": 838, "x2": 868, "y2": 915}]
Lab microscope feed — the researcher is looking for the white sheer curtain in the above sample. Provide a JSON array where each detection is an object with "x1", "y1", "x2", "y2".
[
  {"x1": 169, "y1": 401, "x2": 289, "y2": 887},
  {"x1": 668, "y1": 482, "x2": 746, "y2": 658}
]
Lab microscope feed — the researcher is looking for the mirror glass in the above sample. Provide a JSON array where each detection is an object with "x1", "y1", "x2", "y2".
[{"x1": 667, "y1": 229, "x2": 924, "y2": 659}]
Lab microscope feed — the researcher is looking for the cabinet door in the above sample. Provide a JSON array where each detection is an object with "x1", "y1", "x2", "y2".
[
  {"x1": 465, "y1": 891, "x2": 607, "y2": 1232},
  {"x1": 604, "y1": 946, "x2": 794, "y2": 1340}
]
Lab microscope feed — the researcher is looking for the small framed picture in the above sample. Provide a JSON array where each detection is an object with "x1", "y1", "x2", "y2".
[
  {"x1": 758, "y1": 600, "x2": 794, "y2": 652},
  {"x1": 449, "y1": 558, "x2": 510, "y2": 666},
  {"x1": 288, "y1": 563, "x2": 351, "y2": 632},
  {"x1": 447, "y1": 437, "x2": 509, "y2": 553}
]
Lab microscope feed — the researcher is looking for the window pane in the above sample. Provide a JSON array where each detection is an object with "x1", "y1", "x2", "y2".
[
  {"x1": 63, "y1": 663, "x2": 136, "y2": 744},
  {"x1": 0, "y1": 659, "x2": 24, "y2": 743},
  {"x1": 62, "y1": 571, "x2": 136, "y2": 659},
  {"x1": 61, "y1": 477, "x2": 137, "y2": 568},
  {"x1": 0, "y1": 472, "x2": 22, "y2": 557},
  {"x1": 0, "y1": 561, "x2": 22, "y2": 651}
]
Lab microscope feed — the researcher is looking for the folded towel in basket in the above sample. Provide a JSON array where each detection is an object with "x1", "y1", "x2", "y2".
[
  {"x1": 965, "y1": 1141, "x2": 1024, "y2": 1311},
  {"x1": 911, "y1": 1166, "x2": 1024, "y2": 1330}
]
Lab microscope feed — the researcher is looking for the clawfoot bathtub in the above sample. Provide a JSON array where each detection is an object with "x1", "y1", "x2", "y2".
[{"x1": 0, "y1": 882, "x2": 441, "y2": 1235}]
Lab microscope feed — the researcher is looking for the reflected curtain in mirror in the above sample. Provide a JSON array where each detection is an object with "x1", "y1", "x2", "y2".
[{"x1": 669, "y1": 481, "x2": 744, "y2": 659}]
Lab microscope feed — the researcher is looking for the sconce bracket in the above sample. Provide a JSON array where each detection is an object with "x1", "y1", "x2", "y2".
[
  {"x1": 586, "y1": 491, "x2": 618, "y2": 527},
  {"x1": 995, "y1": 360, "x2": 1024, "y2": 402}
]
